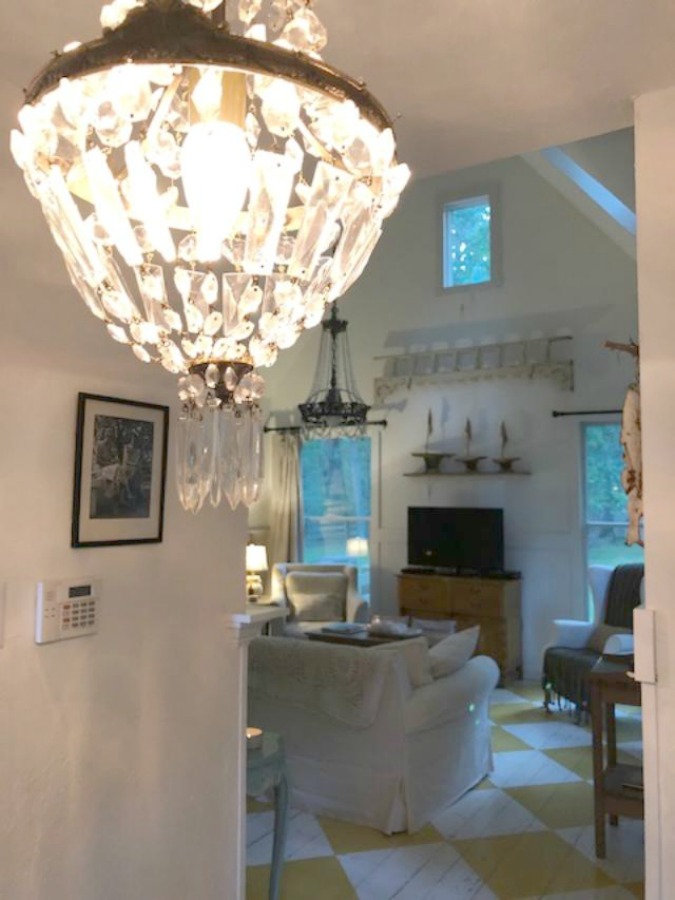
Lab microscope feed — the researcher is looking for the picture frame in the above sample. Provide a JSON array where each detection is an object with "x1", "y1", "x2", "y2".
[{"x1": 72, "y1": 393, "x2": 169, "y2": 548}]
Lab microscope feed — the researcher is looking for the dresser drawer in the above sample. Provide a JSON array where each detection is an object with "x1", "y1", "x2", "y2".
[
  {"x1": 450, "y1": 581, "x2": 505, "y2": 617},
  {"x1": 398, "y1": 576, "x2": 448, "y2": 613}
]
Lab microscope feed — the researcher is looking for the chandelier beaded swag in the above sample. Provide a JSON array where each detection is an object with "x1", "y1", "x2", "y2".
[{"x1": 12, "y1": 0, "x2": 409, "y2": 512}]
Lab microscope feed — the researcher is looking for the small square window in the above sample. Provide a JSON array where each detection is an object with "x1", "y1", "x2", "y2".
[{"x1": 442, "y1": 194, "x2": 492, "y2": 289}]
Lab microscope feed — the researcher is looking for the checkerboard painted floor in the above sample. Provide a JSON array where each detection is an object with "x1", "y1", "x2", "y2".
[{"x1": 246, "y1": 683, "x2": 645, "y2": 899}]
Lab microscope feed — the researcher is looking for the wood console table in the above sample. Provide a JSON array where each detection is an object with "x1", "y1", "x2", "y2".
[
  {"x1": 590, "y1": 658, "x2": 643, "y2": 858},
  {"x1": 397, "y1": 572, "x2": 522, "y2": 683}
]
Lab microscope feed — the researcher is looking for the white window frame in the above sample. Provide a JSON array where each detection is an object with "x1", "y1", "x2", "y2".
[
  {"x1": 580, "y1": 418, "x2": 643, "y2": 618},
  {"x1": 438, "y1": 183, "x2": 502, "y2": 294},
  {"x1": 300, "y1": 436, "x2": 372, "y2": 598}
]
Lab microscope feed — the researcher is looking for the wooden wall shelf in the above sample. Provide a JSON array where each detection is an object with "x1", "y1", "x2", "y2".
[{"x1": 404, "y1": 470, "x2": 531, "y2": 477}]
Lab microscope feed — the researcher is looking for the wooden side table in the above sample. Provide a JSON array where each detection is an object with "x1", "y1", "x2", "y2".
[
  {"x1": 247, "y1": 732, "x2": 288, "y2": 900},
  {"x1": 590, "y1": 658, "x2": 643, "y2": 858}
]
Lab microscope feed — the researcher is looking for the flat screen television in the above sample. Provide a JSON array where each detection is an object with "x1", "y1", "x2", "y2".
[{"x1": 407, "y1": 507, "x2": 504, "y2": 573}]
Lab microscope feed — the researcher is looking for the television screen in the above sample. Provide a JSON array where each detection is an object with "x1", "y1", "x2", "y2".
[{"x1": 407, "y1": 507, "x2": 504, "y2": 573}]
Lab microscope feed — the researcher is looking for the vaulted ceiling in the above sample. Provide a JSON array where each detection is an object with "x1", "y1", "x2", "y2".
[{"x1": 1, "y1": 0, "x2": 673, "y2": 370}]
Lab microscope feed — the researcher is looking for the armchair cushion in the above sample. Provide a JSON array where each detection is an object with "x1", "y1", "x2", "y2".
[
  {"x1": 429, "y1": 626, "x2": 480, "y2": 679},
  {"x1": 588, "y1": 623, "x2": 631, "y2": 655},
  {"x1": 285, "y1": 571, "x2": 347, "y2": 622},
  {"x1": 552, "y1": 619, "x2": 595, "y2": 650}
]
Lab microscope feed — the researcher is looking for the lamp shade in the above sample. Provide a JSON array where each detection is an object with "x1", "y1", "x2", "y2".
[{"x1": 246, "y1": 543, "x2": 268, "y2": 573}]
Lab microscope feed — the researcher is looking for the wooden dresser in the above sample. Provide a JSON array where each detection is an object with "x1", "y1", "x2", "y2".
[{"x1": 397, "y1": 572, "x2": 522, "y2": 683}]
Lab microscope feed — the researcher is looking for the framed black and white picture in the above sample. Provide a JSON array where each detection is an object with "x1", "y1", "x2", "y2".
[{"x1": 72, "y1": 393, "x2": 169, "y2": 548}]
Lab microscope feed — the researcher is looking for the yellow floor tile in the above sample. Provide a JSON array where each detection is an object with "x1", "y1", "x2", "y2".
[
  {"x1": 492, "y1": 725, "x2": 533, "y2": 752},
  {"x1": 247, "y1": 797, "x2": 273, "y2": 813},
  {"x1": 505, "y1": 782, "x2": 595, "y2": 829},
  {"x1": 318, "y1": 816, "x2": 443, "y2": 855},
  {"x1": 489, "y1": 703, "x2": 549, "y2": 726},
  {"x1": 453, "y1": 831, "x2": 614, "y2": 899},
  {"x1": 504, "y1": 682, "x2": 543, "y2": 702},
  {"x1": 544, "y1": 746, "x2": 595, "y2": 780},
  {"x1": 544, "y1": 746, "x2": 639, "y2": 781},
  {"x1": 247, "y1": 857, "x2": 356, "y2": 899},
  {"x1": 626, "y1": 881, "x2": 645, "y2": 898},
  {"x1": 475, "y1": 776, "x2": 495, "y2": 790}
]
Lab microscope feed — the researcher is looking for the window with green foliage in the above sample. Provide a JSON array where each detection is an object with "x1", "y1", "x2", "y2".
[
  {"x1": 583, "y1": 423, "x2": 644, "y2": 572},
  {"x1": 300, "y1": 437, "x2": 371, "y2": 597},
  {"x1": 443, "y1": 194, "x2": 492, "y2": 288}
]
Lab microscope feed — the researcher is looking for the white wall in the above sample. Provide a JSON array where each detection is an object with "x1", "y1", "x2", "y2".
[
  {"x1": 0, "y1": 359, "x2": 247, "y2": 897},
  {"x1": 634, "y1": 84, "x2": 675, "y2": 900},
  {"x1": 253, "y1": 153, "x2": 639, "y2": 677}
]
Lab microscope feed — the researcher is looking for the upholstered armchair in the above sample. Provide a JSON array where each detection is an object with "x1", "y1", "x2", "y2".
[
  {"x1": 542, "y1": 563, "x2": 644, "y2": 720},
  {"x1": 270, "y1": 563, "x2": 370, "y2": 632}
]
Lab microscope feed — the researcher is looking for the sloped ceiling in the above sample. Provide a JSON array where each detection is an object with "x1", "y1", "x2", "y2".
[{"x1": 1, "y1": 0, "x2": 673, "y2": 369}]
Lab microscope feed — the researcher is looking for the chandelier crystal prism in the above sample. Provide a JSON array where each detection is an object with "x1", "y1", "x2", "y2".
[{"x1": 12, "y1": 0, "x2": 409, "y2": 512}]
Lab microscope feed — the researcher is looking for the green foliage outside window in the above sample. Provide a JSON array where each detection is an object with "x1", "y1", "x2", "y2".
[
  {"x1": 300, "y1": 437, "x2": 371, "y2": 597},
  {"x1": 583, "y1": 424, "x2": 643, "y2": 568},
  {"x1": 443, "y1": 197, "x2": 491, "y2": 288}
]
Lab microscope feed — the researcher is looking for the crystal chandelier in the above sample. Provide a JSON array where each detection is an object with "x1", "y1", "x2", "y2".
[
  {"x1": 12, "y1": 0, "x2": 409, "y2": 513},
  {"x1": 298, "y1": 304, "x2": 369, "y2": 435}
]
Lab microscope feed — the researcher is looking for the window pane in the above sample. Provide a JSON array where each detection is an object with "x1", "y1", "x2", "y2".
[
  {"x1": 583, "y1": 423, "x2": 643, "y2": 571},
  {"x1": 586, "y1": 524, "x2": 644, "y2": 568},
  {"x1": 301, "y1": 437, "x2": 371, "y2": 597},
  {"x1": 443, "y1": 195, "x2": 491, "y2": 288}
]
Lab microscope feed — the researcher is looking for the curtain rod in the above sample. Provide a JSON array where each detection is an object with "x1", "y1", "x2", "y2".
[
  {"x1": 551, "y1": 409, "x2": 621, "y2": 418},
  {"x1": 264, "y1": 419, "x2": 388, "y2": 434}
]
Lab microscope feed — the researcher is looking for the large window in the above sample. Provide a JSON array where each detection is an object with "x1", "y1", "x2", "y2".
[
  {"x1": 583, "y1": 423, "x2": 644, "y2": 570},
  {"x1": 300, "y1": 437, "x2": 371, "y2": 597},
  {"x1": 442, "y1": 193, "x2": 492, "y2": 289}
]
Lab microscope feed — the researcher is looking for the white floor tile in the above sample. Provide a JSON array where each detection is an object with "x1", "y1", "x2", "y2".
[
  {"x1": 502, "y1": 720, "x2": 592, "y2": 749},
  {"x1": 246, "y1": 810, "x2": 274, "y2": 847},
  {"x1": 557, "y1": 821, "x2": 645, "y2": 884},
  {"x1": 490, "y1": 750, "x2": 582, "y2": 787},
  {"x1": 395, "y1": 844, "x2": 484, "y2": 900},
  {"x1": 430, "y1": 787, "x2": 546, "y2": 839},
  {"x1": 247, "y1": 810, "x2": 333, "y2": 866},
  {"x1": 340, "y1": 842, "x2": 475, "y2": 900},
  {"x1": 491, "y1": 688, "x2": 530, "y2": 705}
]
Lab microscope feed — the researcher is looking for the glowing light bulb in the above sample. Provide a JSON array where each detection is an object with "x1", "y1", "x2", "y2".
[{"x1": 181, "y1": 121, "x2": 252, "y2": 261}]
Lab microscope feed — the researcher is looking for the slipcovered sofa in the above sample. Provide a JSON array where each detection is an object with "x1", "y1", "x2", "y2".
[{"x1": 248, "y1": 634, "x2": 499, "y2": 833}]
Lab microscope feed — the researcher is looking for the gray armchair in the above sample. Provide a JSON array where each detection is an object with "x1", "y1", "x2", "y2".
[
  {"x1": 542, "y1": 563, "x2": 644, "y2": 719},
  {"x1": 270, "y1": 563, "x2": 370, "y2": 633}
]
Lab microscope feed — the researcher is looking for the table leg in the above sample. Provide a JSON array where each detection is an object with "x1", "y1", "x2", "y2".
[
  {"x1": 605, "y1": 701, "x2": 619, "y2": 827},
  {"x1": 268, "y1": 774, "x2": 288, "y2": 900},
  {"x1": 591, "y1": 680, "x2": 606, "y2": 858}
]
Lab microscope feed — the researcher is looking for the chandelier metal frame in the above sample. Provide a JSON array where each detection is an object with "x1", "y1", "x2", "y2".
[{"x1": 25, "y1": 0, "x2": 392, "y2": 132}]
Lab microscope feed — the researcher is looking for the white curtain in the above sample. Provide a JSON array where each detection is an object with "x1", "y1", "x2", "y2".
[{"x1": 268, "y1": 433, "x2": 303, "y2": 566}]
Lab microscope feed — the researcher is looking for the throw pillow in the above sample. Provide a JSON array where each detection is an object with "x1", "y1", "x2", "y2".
[
  {"x1": 428, "y1": 626, "x2": 480, "y2": 679},
  {"x1": 588, "y1": 623, "x2": 631, "y2": 655},
  {"x1": 370, "y1": 636, "x2": 433, "y2": 688},
  {"x1": 285, "y1": 571, "x2": 347, "y2": 622}
]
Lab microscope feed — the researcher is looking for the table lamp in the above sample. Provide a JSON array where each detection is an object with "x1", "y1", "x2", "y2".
[{"x1": 246, "y1": 543, "x2": 268, "y2": 601}]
